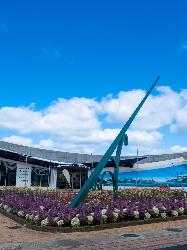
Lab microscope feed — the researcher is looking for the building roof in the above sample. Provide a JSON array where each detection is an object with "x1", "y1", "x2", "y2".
[
  {"x1": 0, "y1": 140, "x2": 186, "y2": 165},
  {"x1": 83, "y1": 157, "x2": 147, "y2": 169},
  {"x1": 0, "y1": 148, "x2": 88, "y2": 171},
  {"x1": 0, "y1": 147, "x2": 147, "y2": 170}
]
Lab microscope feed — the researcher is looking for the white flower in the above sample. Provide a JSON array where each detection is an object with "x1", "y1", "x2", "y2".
[
  {"x1": 54, "y1": 217, "x2": 59, "y2": 222},
  {"x1": 90, "y1": 212, "x2": 94, "y2": 216},
  {"x1": 160, "y1": 212, "x2": 167, "y2": 219},
  {"x1": 28, "y1": 214, "x2": 34, "y2": 221},
  {"x1": 101, "y1": 209, "x2": 107, "y2": 215},
  {"x1": 113, "y1": 212, "x2": 119, "y2": 222},
  {"x1": 87, "y1": 215, "x2": 93, "y2": 225},
  {"x1": 41, "y1": 218, "x2": 49, "y2": 226},
  {"x1": 178, "y1": 207, "x2": 184, "y2": 214},
  {"x1": 3, "y1": 205, "x2": 12, "y2": 213},
  {"x1": 3, "y1": 205, "x2": 8, "y2": 210},
  {"x1": 100, "y1": 214, "x2": 107, "y2": 224},
  {"x1": 101, "y1": 214, "x2": 107, "y2": 219},
  {"x1": 114, "y1": 208, "x2": 120, "y2": 213},
  {"x1": 123, "y1": 208, "x2": 127, "y2": 213},
  {"x1": 133, "y1": 211, "x2": 139, "y2": 219},
  {"x1": 57, "y1": 220, "x2": 64, "y2": 227},
  {"x1": 71, "y1": 217, "x2": 80, "y2": 227},
  {"x1": 34, "y1": 215, "x2": 39, "y2": 222},
  {"x1": 152, "y1": 206, "x2": 159, "y2": 216},
  {"x1": 75, "y1": 214, "x2": 80, "y2": 218},
  {"x1": 6, "y1": 207, "x2": 11, "y2": 213},
  {"x1": 25, "y1": 214, "x2": 29, "y2": 220},
  {"x1": 17, "y1": 211, "x2": 24, "y2": 217},
  {"x1": 113, "y1": 212, "x2": 119, "y2": 217},
  {"x1": 39, "y1": 206, "x2": 44, "y2": 210},
  {"x1": 144, "y1": 212, "x2": 151, "y2": 220},
  {"x1": 171, "y1": 210, "x2": 178, "y2": 217},
  {"x1": 162, "y1": 206, "x2": 166, "y2": 211}
]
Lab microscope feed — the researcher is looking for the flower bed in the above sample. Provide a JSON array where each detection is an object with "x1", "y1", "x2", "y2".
[{"x1": 0, "y1": 188, "x2": 186, "y2": 229}]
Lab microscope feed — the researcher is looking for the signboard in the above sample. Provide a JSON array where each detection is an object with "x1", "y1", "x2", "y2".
[
  {"x1": 102, "y1": 160, "x2": 187, "y2": 188},
  {"x1": 16, "y1": 163, "x2": 31, "y2": 187}
]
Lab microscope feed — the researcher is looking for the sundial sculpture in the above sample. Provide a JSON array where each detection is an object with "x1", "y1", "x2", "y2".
[{"x1": 71, "y1": 77, "x2": 160, "y2": 207}]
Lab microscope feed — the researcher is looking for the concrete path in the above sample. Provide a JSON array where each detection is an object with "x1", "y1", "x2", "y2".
[{"x1": 0, "y1": 213, "x2": 187, "y2": 250}]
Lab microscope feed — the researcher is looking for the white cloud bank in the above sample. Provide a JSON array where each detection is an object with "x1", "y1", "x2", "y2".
[
  {"x1": 170, "y1": 145, "x2": 187, "y2": 153},
  {"x1": 101, "y1": 86, "x2": 182, "y2": 131},
  {"x1": 0, "y1": 85, "x2": 187, "y2": 154},
  {"x1": 2, "y1": 136, "x2": 54, "y2": 150}
]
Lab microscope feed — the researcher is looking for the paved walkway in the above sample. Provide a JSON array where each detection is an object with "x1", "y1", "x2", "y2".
[{"x1": 0, "y1": 213, "x2": 187, "y2": 250}]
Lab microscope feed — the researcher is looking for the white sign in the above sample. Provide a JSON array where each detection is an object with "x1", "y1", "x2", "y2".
[{"x1": 16, "y1": 164, "x2": 31, "y2": 187}]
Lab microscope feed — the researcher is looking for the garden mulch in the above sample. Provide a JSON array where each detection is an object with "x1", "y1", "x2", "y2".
[{"x1": 0, "y1": 213, "x2": 187, "y2": 250}]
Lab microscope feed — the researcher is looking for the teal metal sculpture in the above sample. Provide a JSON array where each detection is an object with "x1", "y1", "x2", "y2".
[{"x1": 71, "y1": 77, "x2": 160, "y2": 207}]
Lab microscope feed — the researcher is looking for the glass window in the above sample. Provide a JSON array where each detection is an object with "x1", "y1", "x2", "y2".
[
  {"x1": 81, "y1": 172, "x2": 88, "y2": 187},
  {"x1": 0, "y1": 162, "x2": 6, "y2": 186},
  {"x1": 0, "y1": 161, "x2": 17, "y2": 186},
  {"x1": 31, "y1": 167, "x2": 50, "y2": 187},
  {"x1": 57, "y1": 169, "x2": 69, "y2": 189}
]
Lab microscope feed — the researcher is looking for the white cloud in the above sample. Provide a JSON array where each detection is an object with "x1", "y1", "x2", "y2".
[
  {"x1": 170, "y1": 105, "x2": 187, "y2": 132},
  {"x1": 0, "y1": 85, "x2": 186, "y2": 154},
  {"x1": 3, "y1": 135, "x2": 33, "y2": 147},
  {"x1": 0, "y1": 107, "x2": 41, "y2": 133},
  {"x1": 128, "y1": 130, "x2": 163, "y2": 146},
  {"x1": 170, "y1": 89, "x2": 187, "y2": 133},
  {"x1": 180, "y1": 89, "x2": 187, "y2": 100},
  {"x1": 101, "y1": 89, "x2": 145, "y2": 123},
  {"x1": 170, "y1": 145, "x2": 187, "y2": 153},
  {"x1": 101, "y1": 86, "x2": 182, "y2": 131},
  {"x1": 2, "y1": 135, "x2": 55, "y2": 151},
  {"x1": 0, "y1": 98, "x2": 100, "y2": 137},
  {"x1": 86, "y1": 129, "x2": 162, "y2": 147}
]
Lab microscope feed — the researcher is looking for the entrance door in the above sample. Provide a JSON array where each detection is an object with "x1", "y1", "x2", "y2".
[{"x1": 6, "y1": 167, "x2": 16, "y2": 186}]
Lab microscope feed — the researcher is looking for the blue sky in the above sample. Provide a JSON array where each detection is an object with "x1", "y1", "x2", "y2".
[{"x1": 0, "y1": 0, "x2": 187, "y2": 155}]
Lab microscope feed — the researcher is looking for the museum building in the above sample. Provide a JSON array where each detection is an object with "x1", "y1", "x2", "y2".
[
  {"x1": 0, "y1": 142, "x2": 91, "y2": 189},
  {"x1": 0, "y1": 140, "x2": 187, "y2": 189}
]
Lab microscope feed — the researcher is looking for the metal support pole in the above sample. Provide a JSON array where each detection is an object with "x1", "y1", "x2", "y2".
[{"x1": 25, "y1": 156, "x2": 27, "y2": 188}]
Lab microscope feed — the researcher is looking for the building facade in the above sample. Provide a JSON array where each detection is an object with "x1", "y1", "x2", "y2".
[
  {"x1": 0, "y1": 145, "x2": 89, "y2": 189},
  {"x1": 0, "y1": 141, "x2": 187, "y2": 189}
]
